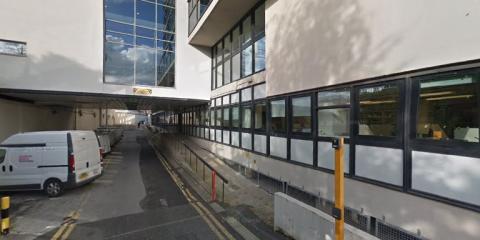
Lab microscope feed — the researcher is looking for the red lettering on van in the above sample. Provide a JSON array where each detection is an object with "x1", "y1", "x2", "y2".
[{"x1": 19, "y1": 155, "x2": 33, "y2": 162}]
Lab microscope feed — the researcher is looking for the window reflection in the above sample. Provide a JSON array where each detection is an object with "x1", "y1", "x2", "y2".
[
  {"x1": 417, "y1": 75, "x2": 479, "y2": 142},
  {"x1": 359, "y1": 83, "x2": 400, "y2": 137},
  {"x1": 254, "y1": 37, "x2": 265, "y2": 72},
  {"x1": 232, "y1": 106, "x2": 240, "y2": 128},
  {"x1": 105, "y1": 0, "x2": 175, "y2": 86},
  {"x1": 105, "y1": 0, "x2": 134, "y2": 24},
  {"x1": 242, "y1": 46, "x2": 253, "y2": 77},
  {"x1": 136, "y1": 0, "x2": 156, "y2": 28},
  {"x1": 135, "y1": 47, "x2": 156, "y2": 86},
  {"x1": 242, "y1": 106, "x2": 252, "y2": 129},
  {"x1": 292, "y1": 96, "x2": 312, "y2": 133},
  {"x1": 271, "y1": 99, "x2": 286, "y2": 132},
  {"x1": 255, "y1": 102, "x2": 267, "y2": 131},
  {"x1": 105, "y1": 42, "x2": 135, "y2": 85}
]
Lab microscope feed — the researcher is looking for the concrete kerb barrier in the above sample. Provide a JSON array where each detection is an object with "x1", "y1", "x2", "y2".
[{"x1": 274, "y1": 193, "x2": 379, "y2": 240}]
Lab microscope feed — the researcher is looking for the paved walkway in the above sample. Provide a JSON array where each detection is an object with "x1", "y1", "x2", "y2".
[
  {"x1": 150, "y1": 131, "x2": 287, "y2": 240},
  {"x1": 6, "y1": 129, "x2": 232, "y2": 240}
]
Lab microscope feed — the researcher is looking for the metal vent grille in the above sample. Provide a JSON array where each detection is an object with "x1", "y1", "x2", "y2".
[
  {"x1": 285, "y1": 185, "x2": 316, "y2": 207},
  {"x1": 376, "y1": 221, "x2": 426, "y2": 240},
  {"x1": 344, "y1": 208, "x2": 369, "y2": 232}
]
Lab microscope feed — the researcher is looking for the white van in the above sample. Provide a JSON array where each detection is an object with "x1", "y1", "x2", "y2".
[{"x1": 0, "y1": 131, "x2": 103, "y2": 197}]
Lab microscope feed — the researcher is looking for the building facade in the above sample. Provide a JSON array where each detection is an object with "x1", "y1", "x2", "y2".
[{"x1": 156, "y1": 1, "x2": 480, "y2": 240}]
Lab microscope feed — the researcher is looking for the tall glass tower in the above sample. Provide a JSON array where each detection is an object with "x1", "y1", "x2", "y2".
[{"x1": 104, "y1": 0, "x2": 175, "y2": 87}]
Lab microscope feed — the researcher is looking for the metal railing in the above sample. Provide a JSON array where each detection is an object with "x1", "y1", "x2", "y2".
[{"x1": 179, "y1": 141, "x2": 228, "y2": 202}]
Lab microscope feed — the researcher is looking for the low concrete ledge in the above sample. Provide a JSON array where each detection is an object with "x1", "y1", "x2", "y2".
[{"x1": 274, "y1": 192, "x2": 378, "y2": 240}]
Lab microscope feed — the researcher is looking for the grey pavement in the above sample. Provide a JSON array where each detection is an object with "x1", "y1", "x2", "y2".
[
  {"x1": 4, "y1": 129, "x2": 226, "y2": 240},
  {"x1": 150, "y1": 131, "x2": 288, "y2": 240}
]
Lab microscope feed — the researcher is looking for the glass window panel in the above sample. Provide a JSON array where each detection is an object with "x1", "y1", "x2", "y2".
[
  {"x1": 105, "y1": 42, "x2": 134, "y2": 85},
  {"x1": 216, "y1": 98, "x2": 222, "y2": 106},
  {"x1": 216, "y1": 109, "x2": 222, "y2": 127},
  {"x1": 318, "y1": 108, "x2": 350, "y2": 137},
  {"x1": 254, "y1": 3, "x2": 265, "y2": 37},
  {"x1": 106, "y1": 31, "x2": 134, "y2": 45},
  {"x1": 292, "y1": 96, "x2": 312, "y2": 133},
  {"x1": 359, "y1": 83, "x2": 400, "y2": 137},
  {"x1": 223, "y1": 95, "x2": 230, "y2": 105},
  {"x1": 157, "y1": 4, "x2": 175, "y2": 31},
  {"x1": 242, "y1": 106, "x2": 252, "y2": 129},
  {"x1": 255, "y1": 102, "x2": 267, "y2": 131},
  {"x1": 232, "y1": 27, "x2": 240, "y2": 53},
  {"x1": 209, "y1": 110, "x2": 214, "y2": 126},
  {"x1": 223, "y1": 108, "x2": 230, "y2": 128},
  {"x1": 157, "y1": 50, "x2": 175, "y2": 87},
  {"x1": 224, "y1": 59, "x2": 231, "y2": 85},
  {"x1": 136, "y1": 26, "x2": 155, "y2": 38},
  {"x1": 318, "y1": 88, "x2": 350, "y2": 107},
  {"x1": 216, "y1": 43, "x2": 223, "y2": 65},
  {"x1": 135, "y1": 47, "x2": 156, "y2": 86},
  {"x1": 157, "y1": 40, "x2": 174, "y2": 51},
  {"x1": 136, "y1": 0, "x2": 156, "y2": 28},
  {"x1": 135, "y1": 36, "x2": 155, "y2": 48},
  {"x1": 254, "y1": 37, "x2": 265, "y2": 72},
  {"x1": 224, "y1": 35, "x2": 231, "y2": 58},
  {"x1": 232, "y1": 53, "x2": 241, "y2": 80},
  {"x1": 0, "y1": 40, "x2": 26, "y2": 57},
  {"x1": 106, "y1": 20, "x2": 134, "y2": 34},
  {"x1": 271, "y1": 99, "x2": 286, "y2": 132},
  {"x1": 241, "y1": 87, "x2": 252, "y2": 102},
  {"x1": 157, "y1": 31, "x2": 175, "y2": 41},
  {"x1": 0, "y1": 149, "x2": 5, "y2": 164},
  {"x1": 231, "y1": 93, "x2": 239, "y2": 104},
  {"x1": 232, "y1": 106, "x2": 240, "y2": 128},
  {"x1": 105, "y1": 0, "x2": 134, "y2": 23},
  {"x1": 253, "y1": 83, "x2": 266, "y2": 99},
  {"x1": 216, "y1": 65, "x2": 223, "y2": 88},
  {"x1": 417, "y1": 75, "x2": 479, "y2": 142},
  {"x1": 242, "y1": 17, "x2": 252, "y2": 45},
  {"x1": 242, "y1": 45, "x2": 253, "y2": 77}
]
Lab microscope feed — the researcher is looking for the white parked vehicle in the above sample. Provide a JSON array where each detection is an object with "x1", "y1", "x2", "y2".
[
  {"x1": 97, "y1": 134, "x2": 111, "y2": 155},
  {"x1": 0, "y1": 131, "x2": 103, "y2": 197}
]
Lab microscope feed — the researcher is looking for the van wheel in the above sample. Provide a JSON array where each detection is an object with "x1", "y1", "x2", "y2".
[{"x1": 44, "y1": 179, "x2": 64, "y2": 197}]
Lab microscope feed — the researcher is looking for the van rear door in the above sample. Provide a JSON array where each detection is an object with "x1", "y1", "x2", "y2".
[
  {"x1": 0, "y1": 148, "x2": 13, "y2": 187},
  {"x1": 71, "y1": 131, "x2": 101, "y2": 183}
]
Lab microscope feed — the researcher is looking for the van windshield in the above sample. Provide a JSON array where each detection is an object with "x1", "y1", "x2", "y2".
[{"x1": 0, "y1": 149, "x2": 5, "y2": 164}]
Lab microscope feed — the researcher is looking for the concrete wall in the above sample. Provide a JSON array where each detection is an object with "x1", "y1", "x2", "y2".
[
  {"x1": 265, "y1": 0, "x2": 480, "y2": 96},
  {"x1": 0, "y1": 98, "x2": 74, "y2": 142},
  {"x1": 189, "y1": 137, "x2": 480, "y2": 240},
  {"x1": 274, "y1": 193, "x2": 378, "y2": 240},
  {"x1": 0, "y1": 0, "x2": 210, "y2": 100}
]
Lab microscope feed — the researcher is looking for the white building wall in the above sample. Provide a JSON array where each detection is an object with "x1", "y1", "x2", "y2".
[
  {"x1": 189, "y1": 137, "x2": 480, "y2": 240},
  {"x1": 265, "y1": 0, "x2": 480, "y2": 96},
  {"x1": 0, "y1": 0, "x2": 210, "y2": 100},
  {"x1": 0, "y1": 98, "x2": 75, "y2": 142}
]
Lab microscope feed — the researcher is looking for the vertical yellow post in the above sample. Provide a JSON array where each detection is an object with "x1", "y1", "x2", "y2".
[
  {"x1": 334, "y1": 137, "x2": 344, "y2": 240},
  {"x1": 1, "y1": 196, "x2": 10, "y2": 235}
]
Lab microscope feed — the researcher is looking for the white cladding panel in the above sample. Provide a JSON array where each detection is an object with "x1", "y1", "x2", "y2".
[
  {"x1": 317, "y1": 141, "x2": 350, "y2": 173},
  {"x1": 270, "y1": 136, "x2": 287, "y2": 159},
  {"x1": 412, "y1": 151, "x2": 480, "y2": 206},
  {"x1": 290, "y1": 139, "x2": 313, "y2": 165},
  {"x1": 254, "y1": 134, "x2": 267, "y2": 154},
  {"x1": 355, "y1": 145, "x2": 403, "y2": 186}
]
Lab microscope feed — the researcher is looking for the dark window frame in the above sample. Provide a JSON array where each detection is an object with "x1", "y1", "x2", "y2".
[{"x1": 409, "y1": 70, "x2": 480, "y2": 158}]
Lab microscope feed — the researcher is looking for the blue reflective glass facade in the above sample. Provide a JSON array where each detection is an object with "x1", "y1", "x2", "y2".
[{"x1": 104, "y1": 0, "x2": 175, "y2": 87}]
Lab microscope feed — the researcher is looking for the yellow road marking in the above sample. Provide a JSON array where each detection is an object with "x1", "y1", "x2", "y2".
[
  {"x1": 152, "y1": 142, "x2": 234, "y2": 240},
  {"x1": 60, "y1": 224, "x2": 76, "y2": 240}
]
